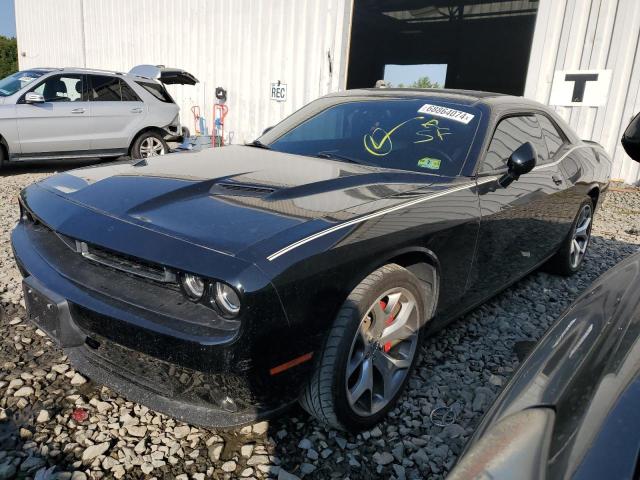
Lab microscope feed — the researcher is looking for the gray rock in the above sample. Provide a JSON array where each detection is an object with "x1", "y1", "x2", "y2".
[
  {"x1": 246, "y1": 454, "x2": 269, "y2": 466},
  {"x1": 277, "y1": 469, "x2": 301, "y2": 480},
  {"x1": 300, "y1": 463, "x2": 316, "y2": 475},
  {"x1": 392, "y1": 464, "x2": 406, "y2": 480},
  {"x1": 0, "y1": 463, "x2": 16, "y2": 480},
  {"x1": 252, "y1": 421, "x2": 269, "y2": 435},
  {"x1": 81, "y1": 442, "x2": 110, "y2": 463},
  {"x1": 297, "y1": 438, "x2": 312, "y2": 450},
  {"x1": 13, "y1": 386, "x2": 34, "y2": 397},
  {"x1": 373, "y1": 452, "x2": 394, "y2": 466},
  {"x1": 221, "y1": 461, "x2": 237, "y2": 472}
]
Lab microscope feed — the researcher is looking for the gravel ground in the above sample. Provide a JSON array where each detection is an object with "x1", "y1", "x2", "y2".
[{"x1": 1, "y1": 164, "x2": 640, "y2": 480}]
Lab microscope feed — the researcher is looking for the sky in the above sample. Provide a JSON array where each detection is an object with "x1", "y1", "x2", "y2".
[
  {"x1": 0, "y1": 0, "x2": 16, "y2": 37},
  {"x1": 384, "y1": 64, "x2": 448, "y2": 88}
]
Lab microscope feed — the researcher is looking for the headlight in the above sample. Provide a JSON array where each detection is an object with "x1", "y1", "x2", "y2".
[
  {"x1": 181, "y1": 274, "x2": 205, "y2": 300},
  {"x1": 212, "y1": 282, "x2": 241, "y2": 317}
]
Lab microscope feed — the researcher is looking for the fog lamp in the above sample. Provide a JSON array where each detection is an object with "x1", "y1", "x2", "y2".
[
  {"x1": 181, "y1": 274, "x2": 205, "y2": 300},
  {"x1": 213, "y1": 282, "x2": 241, "y2": 317}
]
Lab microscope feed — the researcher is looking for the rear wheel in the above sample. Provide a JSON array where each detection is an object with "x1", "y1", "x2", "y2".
[
  {"x1": 545, "y1": 198, "x2": 593, "y2": 275},
  {"x1": 300, "y1": 264, "x2": 425, "y2": 431},
  {"x1": 131, "y1": 132, "x2": 168, "y2": 159}
]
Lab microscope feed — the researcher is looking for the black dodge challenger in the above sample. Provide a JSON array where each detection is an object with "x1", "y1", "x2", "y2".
[{"x1": 11, "y1": 89, "x2": 611, "y2": 431}]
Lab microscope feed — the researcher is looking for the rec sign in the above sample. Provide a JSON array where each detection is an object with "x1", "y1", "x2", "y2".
[
  {"x1": 549, "y1": 69, "x2": 612, "y2": 107},
  {"x1": 270, "y1": 82, "x2": 287, "y2": 102}
]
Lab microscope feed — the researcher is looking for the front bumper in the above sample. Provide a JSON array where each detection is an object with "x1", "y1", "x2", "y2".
[{"x1": 12, "y1": 220, "x2": 304, "y2": 427}]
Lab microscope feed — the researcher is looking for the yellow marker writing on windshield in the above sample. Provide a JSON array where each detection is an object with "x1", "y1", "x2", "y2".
[{"x1": 363, "y1": 116, "x2": 424, "y2": 156}]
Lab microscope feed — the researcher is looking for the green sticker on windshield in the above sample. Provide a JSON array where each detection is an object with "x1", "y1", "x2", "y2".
[{"x1": 417, "y1": 157, "x2": 441, "y2": 170}]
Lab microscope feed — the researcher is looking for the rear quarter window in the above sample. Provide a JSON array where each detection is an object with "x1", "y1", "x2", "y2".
[{"x1": 136, "y1": 81, "x2": 174, "y2": 103}]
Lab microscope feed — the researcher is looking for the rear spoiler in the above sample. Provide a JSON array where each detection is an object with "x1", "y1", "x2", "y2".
[{"x1": 128, "y1": 65, "x2": 198, "y2": 86}]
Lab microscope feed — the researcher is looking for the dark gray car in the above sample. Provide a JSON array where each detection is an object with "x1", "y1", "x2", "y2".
[
  {"x1": 0, "y1": 65, "x2": 197, "y2": 167},
  {"x1": 448, "y1": 124, "x2": 640, "y2": 480}
]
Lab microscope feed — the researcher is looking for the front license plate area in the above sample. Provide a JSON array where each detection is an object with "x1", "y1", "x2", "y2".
[{"x1": 23, "y1": 282, "x2": 61, "y2": 345}]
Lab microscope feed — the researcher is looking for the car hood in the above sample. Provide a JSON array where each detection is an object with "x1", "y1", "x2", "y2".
[{"x1": 36, "y1": 146, "x2": 442, "y2": 255}]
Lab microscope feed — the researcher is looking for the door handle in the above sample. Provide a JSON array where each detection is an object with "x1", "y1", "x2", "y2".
[
  {"x1": 552, "y1": 175, "x2": 563, "y2": 185},
  {"x1": 71, "y1": 108, "x2": 86, "y2": 114},
  {"x1": 131, "y1": 107, "x2": 143, "y2": 114}
]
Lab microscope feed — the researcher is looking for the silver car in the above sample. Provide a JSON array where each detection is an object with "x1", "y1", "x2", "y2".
[{"x1": 0, "y1": 65, "x2": 197, "y2": 168}]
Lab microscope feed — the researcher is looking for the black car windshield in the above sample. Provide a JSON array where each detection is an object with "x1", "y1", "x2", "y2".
[
  {"x1": 259, "y1": 97, "x2": 482, "y2": 176},
  {"x1": 0, "y1": 70, "x2": 48, "y2": 97}
]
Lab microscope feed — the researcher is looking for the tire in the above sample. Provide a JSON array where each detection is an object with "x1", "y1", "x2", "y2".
[
  {"x1": 300, "y1": 263, "x2": 426, "y2": 431},
  {"x1": 131, "y1": 131, "x2": 169, "y2": 159},
  {"x1": 545, "y1": 198, "x2": 594, "y2": 276}
]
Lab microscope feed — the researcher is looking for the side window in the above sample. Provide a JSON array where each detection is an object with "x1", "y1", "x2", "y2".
[
  {"x1": 537, "y1": 114, "x2": 566, "y2": 158},
  {"x1": 120, "y1": 79, "x2": 141, "y2": 101},
  {"x1": 31, "y1": 74, "x2": 84, "y2": 102},
  {"x1": 136, "y1": 81, "x2": 174, "y2": 103},
  {"x1": 88, "y1": 75, "x2": 121, "y2": 101},
  {"x1": 481, "y1": 115, "x2": 548, "y2": 173}
]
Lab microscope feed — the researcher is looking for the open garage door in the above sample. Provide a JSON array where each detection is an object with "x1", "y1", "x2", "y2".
[{"x1": 347, "y1": 0, "x2": 540, "y2": 95}]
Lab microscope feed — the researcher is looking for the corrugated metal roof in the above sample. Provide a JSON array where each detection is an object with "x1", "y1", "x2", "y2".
[{"x1": 525, "y1": 0, "x2": 640, "y2": 184}]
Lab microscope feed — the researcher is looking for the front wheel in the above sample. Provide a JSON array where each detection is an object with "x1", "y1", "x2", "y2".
[
  {"x1": 131, "y1": 132, "x2": 169, "y2": 159},
  {"x1": 300, "y1": 264, "x2": 425, "y2": 431},
  {"x1": 545, "y1": 198, "x2": 594, "y2": 276}
]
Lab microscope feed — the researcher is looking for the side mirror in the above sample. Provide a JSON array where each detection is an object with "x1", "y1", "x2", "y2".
[
  {"x1": 498, "y1": 142, "x2": 537, "y2": 188},
  {"x1": 621, "y1": 112, "x2": 640, "y2": 162},
  {"x1": 25, "y1": 92, "x2": 45, "y2": 104},
  {"x1": 262, "y1": 126, "x2": 274, "y2": 135}
]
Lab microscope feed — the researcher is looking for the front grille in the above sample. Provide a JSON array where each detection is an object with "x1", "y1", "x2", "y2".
[
  {"x1": 25, "y1": 215, "x2": 178, "y2": 285},
  {"x1": 76, "y1": 241, "x2": 177, "y2": 283}
]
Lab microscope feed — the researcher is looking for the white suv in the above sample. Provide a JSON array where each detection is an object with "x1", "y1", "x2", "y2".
[{"x1": 0, "y1": 65, "x2": 197, "y2": 167}]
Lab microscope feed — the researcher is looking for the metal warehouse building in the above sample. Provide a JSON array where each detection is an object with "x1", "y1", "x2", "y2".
[{"x1": 14, "y1": 0, "x2": 640, "y2": 184}]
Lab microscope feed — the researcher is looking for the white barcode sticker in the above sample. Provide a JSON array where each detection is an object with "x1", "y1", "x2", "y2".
[{"x1": 417, "y1": 104, "x2": 475, "y2": 124}]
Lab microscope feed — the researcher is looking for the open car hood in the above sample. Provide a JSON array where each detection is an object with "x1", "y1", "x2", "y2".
[{"x1": 128, "y1": 65, "x2": 199, "y2": 86}]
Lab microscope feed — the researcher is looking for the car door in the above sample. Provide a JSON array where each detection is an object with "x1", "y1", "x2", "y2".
[
  {"x1": 87, "y1": 74, "x2": 146, "y2": 151},
  {"x1": 15, "y1": 73, "x2": 92, "y2": 154},
  {"x1": 466, "y1": 113, "x2": 569, "y2": 300}
]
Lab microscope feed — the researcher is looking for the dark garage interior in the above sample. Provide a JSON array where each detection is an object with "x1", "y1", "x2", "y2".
[{"x1": 347, "y1": 0, "x2": 540, "y2": 95}]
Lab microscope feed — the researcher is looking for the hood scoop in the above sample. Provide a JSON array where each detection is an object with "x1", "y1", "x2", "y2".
[{"x1": 210, "y1": 182, "x2": 277, "y2": 198}]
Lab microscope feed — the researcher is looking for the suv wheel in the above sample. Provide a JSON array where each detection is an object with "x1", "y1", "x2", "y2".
[
  {"x1": 300, "y1": 264, "x2": 425, "y2": 431},
  {"x1": 132, "y1": 132, "x2": 169, "y2": 159}
]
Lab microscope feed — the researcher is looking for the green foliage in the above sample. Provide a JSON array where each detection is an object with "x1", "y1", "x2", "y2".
[
  {"x1": 0, "y1": 35, "x2": 18, "y2": 79},
  {"x1": 388, "y1": 76, "x2": 441, "y2": 89},
  {"x1": 410, "y1": 76, "x2": 441, "y2": 89}
]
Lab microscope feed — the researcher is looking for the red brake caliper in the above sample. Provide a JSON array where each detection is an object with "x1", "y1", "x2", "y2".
[{"x1": 380, "y1": 299, "x2": 394, "y2": 353}]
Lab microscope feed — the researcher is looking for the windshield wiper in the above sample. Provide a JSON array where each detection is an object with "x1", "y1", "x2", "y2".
[
  {"x1": 315, "y1": 151, "x2": 366, "y2": 165},
  {"x1": 246, "y1": 139, "x2": 272, "y2": 150}
]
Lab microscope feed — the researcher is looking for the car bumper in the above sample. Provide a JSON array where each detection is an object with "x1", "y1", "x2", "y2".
[{"x1": 12, "y1": 221, "x2": 303, "y2": 427}]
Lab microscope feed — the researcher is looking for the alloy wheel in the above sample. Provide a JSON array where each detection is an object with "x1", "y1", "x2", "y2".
[
  {"x1": 139, "y1": 137, "x2": 165, "y2": 157},
  {"x1": 345, "y1": 287, "x2": 419, "y2": 416},
  {"x1": 570, "y1": 203, "x2": 592, "y2": 269}
]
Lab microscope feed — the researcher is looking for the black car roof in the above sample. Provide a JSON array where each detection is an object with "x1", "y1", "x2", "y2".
[{"x1": 327, "y1": 88, "x2": 547, "y2": 110}]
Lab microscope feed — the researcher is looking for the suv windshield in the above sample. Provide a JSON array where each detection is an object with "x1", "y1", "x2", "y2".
[
  {"x1": 0, "y1": 70, "x2": 48, "y2": 97},
  {"x1": 258, "y1": 97, "x2": 482, "y2": 176}
]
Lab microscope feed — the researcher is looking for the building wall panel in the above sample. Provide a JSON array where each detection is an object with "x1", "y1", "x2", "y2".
[
  {"x1": 526, "y1": 0, "x2": 640, "y2": 184},
  {"x1": 15, "y1": 0, "x2": 353, "y2": 145}
]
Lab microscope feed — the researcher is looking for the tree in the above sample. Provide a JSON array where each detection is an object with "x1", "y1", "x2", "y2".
[
  {"x1": 386, "y1": 76, "x2": 441, "y2": 89},
  {"x1": 0, "y1": 35, "x2": 18, "y2": 79},
  {"x1": 410, "y1": 76, "x2": 441, "y2": 89}
]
